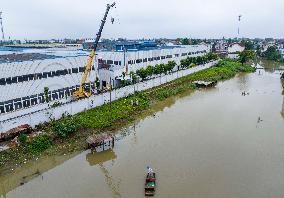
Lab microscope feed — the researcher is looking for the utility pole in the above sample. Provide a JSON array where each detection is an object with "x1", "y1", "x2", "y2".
[
  {"x1": 238, "y1": 15, "x2": 242, "y2": 39},
  {"x1": 0, "y1": 12, "x2": 5, "y2": 40},
  {"x1": 109, "y1": 77, "x2": 112, "y2": 122}
]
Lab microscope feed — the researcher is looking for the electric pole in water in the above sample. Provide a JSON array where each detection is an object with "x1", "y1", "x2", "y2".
[{"x1": 0, "y1": 12, "x2": 5, "y2": 40}]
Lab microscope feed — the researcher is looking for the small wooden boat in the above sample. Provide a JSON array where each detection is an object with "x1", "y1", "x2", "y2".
[{"x1": 145, "y1": 172, "x2": 156, "y2": 196}]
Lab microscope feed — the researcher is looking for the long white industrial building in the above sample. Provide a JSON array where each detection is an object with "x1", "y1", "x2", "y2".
[{"x1": 0, "y1": 44, "x2": 210, "y2": 115}]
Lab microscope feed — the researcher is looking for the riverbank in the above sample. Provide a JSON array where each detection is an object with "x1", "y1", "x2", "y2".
[{"x1": 0, "y1": 60, "x2": 256, "y2": 172}]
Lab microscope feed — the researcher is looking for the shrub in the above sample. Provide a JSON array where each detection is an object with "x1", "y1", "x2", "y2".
[
  {"x1": 26, "y1": 135, "x2": 52, "y2": 154},
  {"x1": 52, "y1": 117, "x2": 80, "y2": 138},
  {"x1": 19, "y1": 132, "x2": 27, "y2": 144}
]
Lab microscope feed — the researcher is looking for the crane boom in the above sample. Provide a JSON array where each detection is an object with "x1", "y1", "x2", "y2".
[{"x1": 73, "y1": 2, "x2": 116, "y2": 98}]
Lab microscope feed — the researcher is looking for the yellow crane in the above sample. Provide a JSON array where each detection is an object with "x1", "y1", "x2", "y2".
[{"x1": 73, "y1": 2, "x2": 116, "y2": 99}]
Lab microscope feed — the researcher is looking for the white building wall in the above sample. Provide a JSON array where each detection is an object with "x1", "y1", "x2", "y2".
[
  {"x1": 0, "y1": 56, "x2": 96, "y2": 102},
  {"x1": 97, "y1": 45, "x2": 210, "y2": 86},
  {"x1": 228, "y1": 44, "x2": 245, "y2": 54},
  {"x1": 0, "y1": 44, "x2": 210, "y2": 115},
  {"x1": 0, "y1": 61, "x2": 217, "y2": 134}
]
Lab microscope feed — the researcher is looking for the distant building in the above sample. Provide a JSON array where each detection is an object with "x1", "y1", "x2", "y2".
[
  {"x1": 227, "y1": 43, "x2": 245, "y2": 59},
  {"x1": 213, "y1": 40, "x2": 244, "y2": 59},
  {"x1": 279, "y1": 49, "x2": 284, "y2": 59},
  {"x1": 213, "y1": 39, "x2": 228, "y2": 57},
  {"x1": 97, "y1": 44, "x2": 210, "y2": 88}
]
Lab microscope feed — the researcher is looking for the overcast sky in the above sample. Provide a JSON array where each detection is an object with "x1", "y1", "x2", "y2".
[{"x1": 1, "y1": 0, "x2": 284, "y2": 40}]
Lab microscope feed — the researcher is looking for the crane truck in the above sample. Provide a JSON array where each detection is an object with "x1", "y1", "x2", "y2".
[{"x1": 73, "y1": 2, "x2": 116, "y2": 99}]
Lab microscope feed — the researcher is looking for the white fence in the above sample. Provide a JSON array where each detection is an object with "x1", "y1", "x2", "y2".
[{"x1": 0, "y1": 61, "x2": 217, "y2": 134}]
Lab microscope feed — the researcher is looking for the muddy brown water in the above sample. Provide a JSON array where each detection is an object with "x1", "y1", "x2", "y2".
[{"x1": 1, "y1": 61, "x2": 284, "y2": 198}]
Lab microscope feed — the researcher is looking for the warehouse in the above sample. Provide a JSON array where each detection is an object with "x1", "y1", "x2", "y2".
[{"x1": 0, "y1": 44, "x2": 210, "y2": 114}]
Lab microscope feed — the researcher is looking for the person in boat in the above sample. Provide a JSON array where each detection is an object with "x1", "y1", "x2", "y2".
[
  {"x1": 147, "y1": 166, "x2": 154, "y2": 177},
  {"x1": 147, "y1": 166, "x2": 153, "y2": 173}
]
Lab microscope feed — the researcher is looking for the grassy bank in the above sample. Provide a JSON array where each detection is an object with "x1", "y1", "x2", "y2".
[{"x1": 0, "y1": 60, "x2": 256, "y2": 171}]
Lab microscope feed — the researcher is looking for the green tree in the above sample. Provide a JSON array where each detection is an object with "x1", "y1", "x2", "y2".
[
  {"x1": 44, "y1": 87, "x2": 49, "y2": 103},
  {"x1": 263, "y1": 46, "x2": 281, "y2": 61},
  {"x1": 95, "y1": 77, "x2": 100, "y2": 90},
  {"x1": 166, "y1": 61, "x2": 176, "y2": 73},
  {"x1": 180, "y1": 59, "x2": 189, "y2": 69},
  {"x1": 145, "y1": 65, "x2": 154, "y2": 77},
  {"x1": 242, "y1": 40, "x2": 254, "y2": 50},
  {"x1": 136, "y1": 68, "x2": 148, "y2": 80},
  {"x1": 181, "y1": 38, "x2": 189, "y2": 45},
  {"x1": 154, "y1": 64, "x2": 164, "y2": 75},
  {"x1": 238, "y1": 50, "x2": 256, "y2": 65}
]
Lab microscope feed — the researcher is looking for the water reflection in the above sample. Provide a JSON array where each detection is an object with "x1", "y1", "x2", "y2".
[
  {"x1": 281, "y1": 97, "x2": 284, "y2": 119},
  {"x1": 86, "y1": 150, "x2": 117, "y2": 166},
  {"x1": 257, "y1": 59, "x2": 284, "y2": 73},
  {"x1": 237, "y1": 73, "x2": 249, "y2": 92},
  {"x1": 86, "y1": 150, "x2": 120, "y2": 198}
]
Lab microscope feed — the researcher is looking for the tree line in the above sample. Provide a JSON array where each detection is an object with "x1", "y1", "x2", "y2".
[{"x1": 135, "y1": 52, "x2": 218, "y2": 81}]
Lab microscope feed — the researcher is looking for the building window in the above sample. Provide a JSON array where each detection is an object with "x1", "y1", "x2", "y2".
[
  {"x1": 52, "y1": 92, "x2": 59, "y2": 100},
  {"x1": 166, "y1": 55, "x2": 172, "y2": 59},
  {"x1": 37, "y1": 73, "x2": 43, "y2": 79},
  {"x1": 136, "y1": 59, "x2": 142, "y2": 63},
  {"x1": 181, "y1": 53, "x2": 187, "y2": 56},
  {"x1": 161, "y1": 56, "x2": 165, "y2": 59},
  {"x1": 5, "y1": 77, "x2": 12, "y2": 84},
  {"x1": 0, "y1": 105, "x2": 5, "y2": 113},
  {"x1": 5, "y1": 103, "x2": 14, "y2": 112},
  {"x1": 38, "y1": 94, "x2": 45, "y2": 103},
  {"x1": 30, "y1": 97, "x2": 38, "y2": 106},
  {"x1": 58, "y1": 90, "x2": 65, "y2": 99},
  {"x1": 42, "y1": 72, "x2": 48, "y2": 78},
  {"x1": 23, "y1": 75, "x2": 29, "y2": 81},
  {"x1": 107, "y1": 60, "x2": 113, "y2": 64},
  {"x1": 14, "y1": 101, "x2": 22, "y2": 110},
  {"x1": 28, "y1": 74, "x2": 34, "y2": 81},
  {"x1": 17, "y1": 76, "x2": 23, "y2": 82},
  {"x1": 102, "y1": 81, "x2": 107, "y2": 87},
  {"x1": 175, "y1": 54, "x2": 179, "y2": 57},
  {"x1": 11, "y1": 77, "x2": 17, "y2": 83},
  {"x1": 143, "y1": 58, "x2": 147, "y2": 62},
  {"x1": 0, "y1": 78, "x2": 6, "y2": 85},
  {"x1": 72, "y1": 68, "x2": 79, "y2": 73},
  {"x1": 23, "y1": 99, "x2": 31, "y2": 108}
]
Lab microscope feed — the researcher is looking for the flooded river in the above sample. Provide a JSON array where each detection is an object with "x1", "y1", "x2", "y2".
[{"x1": 1, "y1": 60, "x2": 284, "y2": 198}]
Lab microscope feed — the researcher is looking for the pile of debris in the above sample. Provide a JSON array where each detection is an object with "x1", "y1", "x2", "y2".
[
  {"x1": 0, "y1": 124, "x2": 32, "y2": 142},
  {"x1": 193, "y1": 81, "x2": 217, "y2": 88}
]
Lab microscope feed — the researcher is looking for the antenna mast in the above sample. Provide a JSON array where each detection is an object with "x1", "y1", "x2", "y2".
[
  {"x1": 238, "y1": 15, "x2": 242, "y2": 38},
  {"x1": 0, "y1": 12, "x2": 5, "y2": 40}
]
